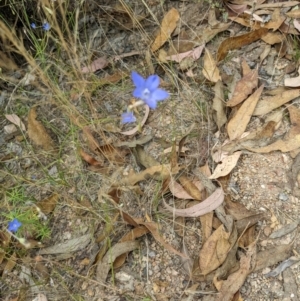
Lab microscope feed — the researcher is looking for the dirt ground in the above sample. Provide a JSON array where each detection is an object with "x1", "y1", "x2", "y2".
[{"x1": 2, "y1": 0, "x2": 300, "y2": 301}]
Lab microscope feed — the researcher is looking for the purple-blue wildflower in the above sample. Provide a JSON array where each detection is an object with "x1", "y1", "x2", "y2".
[
  {"x1": 121, "y1": 111, "x2": 136, "y2": 124},
  {"x1": 42, "y1": 22, "x2": 51, "y2": 31},
  {"x1": 8, "y1": 218, "x2": 22, "y2": 233},
  {"x1": 131, "y1": 71, "x2": 169, "y2": 109},
  {"x1": 31, "y1": 23, "x2": 37, "y2": 29}
]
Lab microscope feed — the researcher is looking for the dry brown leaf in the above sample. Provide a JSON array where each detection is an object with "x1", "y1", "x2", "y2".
[
  {"x1": 226, "y1": 70, "x2": 258, "y2": 107},
  {"x1": 114, "y1": 226, "x2": 149, "y2": 269},
  {"x1": 241, "y1": 58, "x2": 251, "y2": 76},
  {"x1": 79, "y1": 149, "x2": 103, "y2": 166},
  {"x1": 193, "y1": 23, "x2": 231, "y2": 46},
  {"x1": 254, "y1": 243, "x2": 293, "y2": 272},
  {"x1": 178, "y1": 175, "x2": 202, "y2": 200},
  {"x1": 288, "y1": 105, "x2": 300, "y2": 126},
  {"x1": 217, "y1": 28, "x2": 268, "y2": 62},
  {"x1": 96, "y1": 241, "x2": 140, "y2": 282},
  {"x1": 199, "y1": 225, "x2": 231, "y2": 275},
  {"x1": 165, "y1": 44, "x2": 205, "y2": 63},
  {"x1": 151, "y1": 8, "x2": 180, "y2": 52},
  {"x1": 225, "y1": 199, "x2": 257, "y2": 220},
  {"x1": 169, "y1": 180, "x2": 194, "y2": 199},
  {"x1": 81, "y1": 57, "x2": 108, "y2": 73},
  {"x1": 5, "y1": 114, "x2": 26, "y2": 131},
  {"x1": 209, "y1": 152, "x2": 242, "y2": 179},
  {"x1": 213, "y1": 242, "x2": 256, "y2": 301},
  {"x1": 202, "y1": 48, "x2": 221, "y2": 82},
  {"x1": 227, "y1": 85, "x2": 264, "y2": 140},
  {"x1": 254, "y1": 89, "x2": 300, "y2": 116},
  {"x1": 28, "y1": 107, "x2": 55, "y2": 151},
  {"x1": 140, "y1": 221, "x2": 188, "y2": 258},
  {"x1": 134, "y1": 145, "x2": 160, "y2": 168},
  {"x1": 37, "y1": 193, "x2": 59, "y2": 214},
  {"x1": 212, "y1": 80, "x2": 227, "y2": 129},
  {"x1": 200, "y1": 212, "x2": 213, "y2": 243},
  {"x1": 286, "y1": 9, "x2": 300, "y2": 18},
  {"x1": 163, "y1": 187, "x2": 224, "y2": 217},
  {"x1": 261, "y1": 32, "x2": 285, "y2": 45},
  {"x1": 285, "y1": 67, "x2": 300, "y2": 87},
  {"x1": 246, "y1": 123, "x2": 300, "y2": 153}
]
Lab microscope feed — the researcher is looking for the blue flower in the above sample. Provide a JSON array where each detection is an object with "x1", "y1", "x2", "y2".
[
  {"x1": 42, "y1": 22, "x2": 51, "y2": 31},
  {"x1": 31, "y1": 23, "x2": 37, "y2": 29},
  {"x1": 121, "y1": 111, "x2": 136, "y2": 124},
  {"x1": 131, "y1": 71, "x2": 169, "y2": 109},
  {"x1": 8, "y1": 218, "x2": 22, "y2": 233}
]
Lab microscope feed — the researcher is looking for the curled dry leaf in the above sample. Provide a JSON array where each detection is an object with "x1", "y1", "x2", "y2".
[
  {"x1": 227, "y1": 85, "x2": 264, "y2": 140},
  {"x1": 217, "y1": 28, "x2": 268, "y2": 62},
  {"x1": 28, "y1": 107, "x2": 55, "y2": 151},
  {"x1": 151, "y1": 8, "x2": 180, "y2": 52},
  {"x1": 269, "y1": 87, "x2": 300, "y2": 112},
  {"x1": 163, "y1": 187, "x2": 224, "y2": 217},
  {"x1": 5, "y1": 114, "x2": 26, "y2": 131},
  {"x1": 209, "y1": 152, "x2": 242, "y2": 179},
  {"x1": 202, "y1": 48, "x2": 221, "y2": 82},
  {"x1": 226, "y1": 70, "x2": 258, "y2": 107},
  {"x1": 169, "y1": 180, "x2": 193, "y2": 199},
  {"x1": 213, "y1": 242, "x2": 256, "y2": 301},
  {"x1": 96, "y1": 241, "x2": 140, "y2": 283},
  {"x1": 178, "y1": 175, "x2": 202, "y2": 200},
  {"x1": 121, "y1": 105, "x2": 150, "y2": 135},
  {"x1": 165, "y1": 44, "x2": 205, "y2": 63},
  {"x1": 199, "y1": 225, "x2": 232, "y2": 276}
]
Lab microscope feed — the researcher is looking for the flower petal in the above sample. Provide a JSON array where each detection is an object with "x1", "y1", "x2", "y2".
[
  {"x1": 144, "y1": 98, "x2": 157, "y2": 109},
  {"x1": 131, "y1": 72, "x2": 145, "y2": 88},
  {"x1": 132, "y1": 87, "x2": 145, "y2": 99},
  {"x1": 145, "y1": 75, "x2": 160, "y2": 91},
  {"x1": 8, "y1": 218, "x2": 22, "y2": 233},
  {"x1": 121, "y1": 112, "x2": 136, "y2": 124},
  {"x1": 151, "y1": 89, "x2": 169, "y2": 102}
]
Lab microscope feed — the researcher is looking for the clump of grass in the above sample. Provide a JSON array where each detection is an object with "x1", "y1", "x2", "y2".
[{"x1": 2, "y1": 186, "x2": 51, "y2": 241}]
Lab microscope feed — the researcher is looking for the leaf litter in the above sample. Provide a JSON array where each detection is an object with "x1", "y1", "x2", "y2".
[{"x1": 4, "y1": 0, "x2": 300, "y2": 300}]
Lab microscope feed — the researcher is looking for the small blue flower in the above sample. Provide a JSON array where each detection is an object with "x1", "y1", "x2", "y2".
[
  {"x1": 131, "y1": 71, "x2": 169, "y2": 109},
  {"x1": 42, "y1": 22, "x2": 51, "y2": 31},
  {"x1": 121, "y1": 111, "x2": 136, "y2": 124},
  {"x1": 8, "y1": 218, "x2": 22, "y2": 233},
  {"x1": 31, "y1": 23, "x2": 37, "y2": 29}
]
